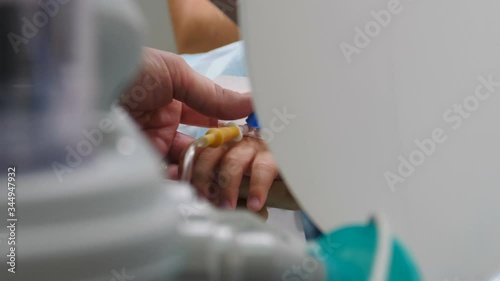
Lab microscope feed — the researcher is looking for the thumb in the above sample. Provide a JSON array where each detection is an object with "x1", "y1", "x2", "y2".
[{"x1": 123, "y1": 47, "x2": 254, "y2": 121}]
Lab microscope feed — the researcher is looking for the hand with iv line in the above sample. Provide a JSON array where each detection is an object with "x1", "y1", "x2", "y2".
[{"x1": 121, "y1": 47, "x2": 253, "y2": 176}]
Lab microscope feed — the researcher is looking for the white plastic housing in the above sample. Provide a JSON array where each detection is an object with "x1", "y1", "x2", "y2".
[{"x1": 241, "y1": 1, "x2": 500, "y2": 280}]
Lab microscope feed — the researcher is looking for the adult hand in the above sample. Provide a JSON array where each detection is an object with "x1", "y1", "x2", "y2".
[
  {"x1": 189, "y1": 136, "x2": 301, "y2": 212},
  {"x1": 121, "y1": 47, "x2": 253, "y2": 173}
]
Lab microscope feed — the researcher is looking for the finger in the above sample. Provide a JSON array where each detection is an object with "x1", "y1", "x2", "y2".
[
  {"x1": 134, "y1": 103, "x2": 181, "y2": 130},
  {"x1": 143, "y1": 126, "x2": 178, "y2": 156},
  {"x1": 218, "y1": 144, "x2": 258, "y2": 209},
  {"x1": 171, "y1": 55, "x2": 253, "y2": 120},
  {"x1": 237, "y1": 199, "x2": 269, "y2": 220},
  {"x1": 206, "y1": 183, "x2": 220, "y2": 205},
  {"x1": 167, "y1": 132, "x2": 195, "y2": 164},
  {"x1": 192, "y1": 146, "x2": 227, "y2": 200},
  {"x1": 124, "y1": 48, "x2": 253, "y2": 120},
  {"x1": 238, "y1": 177, "x2": 300, "y2": 210},
  {"x1": 122, "y1": 48, "x2": 175, "y2": 112},
  {"x1": 180, "y1": 103, "x2": 219, "y2": 128},
  {"x1": 166, "y1": 164, "x2": 179, "y2": 180},
  {"x1": 247, "y1": 151, "x2": 279, "y2": 212}
]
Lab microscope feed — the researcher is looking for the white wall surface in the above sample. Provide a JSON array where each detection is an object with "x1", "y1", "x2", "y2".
[{"x1": 134, "y1": 0, "x2": 177, "y2": 53}]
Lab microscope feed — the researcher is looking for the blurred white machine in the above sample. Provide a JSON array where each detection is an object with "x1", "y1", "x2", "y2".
[
  {"x1": 0, "y1": 0, "x2": 498, "y2": 281},
  {"x1": 240, "y1": 1, "x2": 500, "y2": 280}
]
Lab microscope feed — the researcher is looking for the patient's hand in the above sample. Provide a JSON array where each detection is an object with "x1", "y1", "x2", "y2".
[{"x1": 189, "y1": 137, "x2": 300, "y2": 212}]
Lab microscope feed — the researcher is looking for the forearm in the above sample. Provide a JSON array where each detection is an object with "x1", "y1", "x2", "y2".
[{"x1": 168, "y1": 0, "x2": 240, "y2": 54}]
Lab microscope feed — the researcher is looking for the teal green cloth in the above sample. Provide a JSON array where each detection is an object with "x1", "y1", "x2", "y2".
[{"x1": 310, "y1": 222, "x2": 421, "y2": 281}]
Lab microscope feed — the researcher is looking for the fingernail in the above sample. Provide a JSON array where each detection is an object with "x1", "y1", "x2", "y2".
[
  {"x1": 221, "y1": 200, "x2": 233, "y2": 210},
  {"x1": 247, "y1": 197, "x2": 261, "y2": 211}
]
